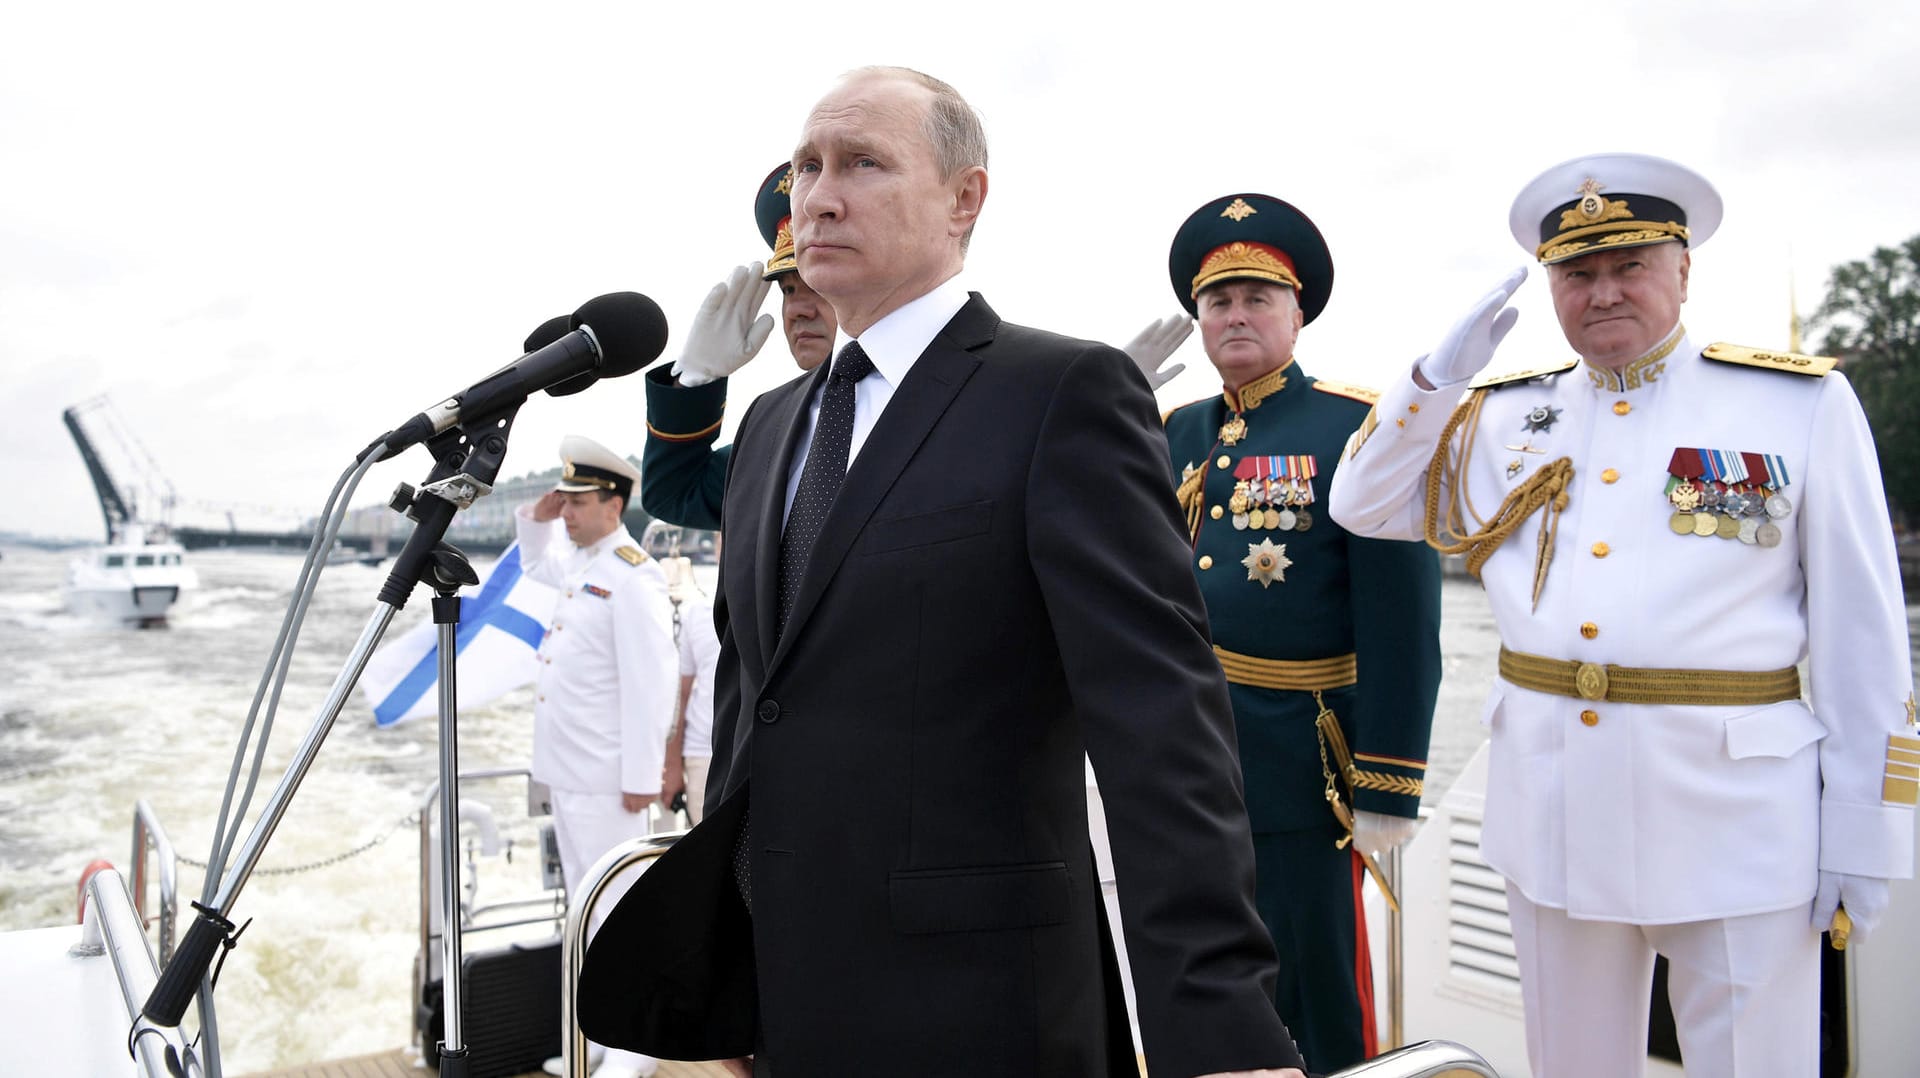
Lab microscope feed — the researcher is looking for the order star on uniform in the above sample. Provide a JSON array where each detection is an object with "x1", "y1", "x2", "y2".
[
  {"x1": 1161, "y1": 192, "x2": 1443, "y2": 1073},
  {"x1": 1327, "y1": 153, "x2": 1916, "y2": 1077}
]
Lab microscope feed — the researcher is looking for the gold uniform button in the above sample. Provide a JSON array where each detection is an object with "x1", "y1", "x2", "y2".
[
  {"x1": 1217, "y1": 455, "x2": 1232, "y2": 469},
  {"x1": 1408, "y1": 403, "x2": 1421, "y2": 414},
  {"x1": 1580, "y1": 709, "x2": 1600, "y2": 727},
  {"x1": 1613, "y1": 400, "x2": 1631, "y2": 416},
  {"x1": 1602, "y1": 468, "x2": 1619, "y2": 484},
  {"x1": 1591, "y1": 542, "x2": 1610, "y2": 558},
  {"x1": 1396, "y1": 418, "x2": 1407, "y2": 428},
  {"x1": 1211, "y1": 505, "x2": 1225, "y2": 520},
  {"x1": 1198, "y1": 555, "x2": 1214, "y2": 570},
  {"x1": 1580, "y1": 622, "x2": 1599, "y2": 639}
]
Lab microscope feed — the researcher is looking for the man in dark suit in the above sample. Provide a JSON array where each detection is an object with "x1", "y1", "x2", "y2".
[{"x1": 584, "y1": 66, "x2": 1306, "y2": 1078}]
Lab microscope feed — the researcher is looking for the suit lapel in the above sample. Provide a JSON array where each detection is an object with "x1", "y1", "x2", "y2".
[
  {"x1": 766, "y1": 296, "x2": 998, "y2": 677},
  {"x1": 751, "y1": 365, "x2": 831, "y2": 669}
]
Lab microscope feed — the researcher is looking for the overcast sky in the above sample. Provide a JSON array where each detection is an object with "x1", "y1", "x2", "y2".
[{"x1": 5, "y1": 0, "x2": 1917, "y2": 541}]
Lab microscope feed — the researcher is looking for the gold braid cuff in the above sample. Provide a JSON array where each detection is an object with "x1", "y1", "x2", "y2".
[
  {"x1": 1497, "y1": 647, "x2": 1802, "y2": 706},
  {"x1": 1348, "y1": 770, "x2": 1424, "y2": 798},
  {"x1": 1423, "y1": 390, "x2": 1574, "y2": 610}
]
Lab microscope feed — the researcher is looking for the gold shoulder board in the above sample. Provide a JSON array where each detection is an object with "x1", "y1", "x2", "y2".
[
  {"x1": 1469, "y1": 358, "x2": 1580, "y2": 391},
  {"x1": 1162, "y1": 396, "x2": 1212, "y2": 427},
  {"x1": 1312, "y1": 379, "x2": 1380, "y2": 404},
  {"x1": 615, "y1": 545, "x2": 648, "y2": 566},
  {"x1": 1702, "y1": 342, "x2": 1835, "y2": 377}
]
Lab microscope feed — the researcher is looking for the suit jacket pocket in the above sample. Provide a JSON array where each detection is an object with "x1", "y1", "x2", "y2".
[
  {"x1": 889, "y1": 860, "x2": 1070, "y2": 935},
  {"x1": 857, "y1": 499, "x2": 995, "y2": 554},
  {"x1": 1724, "y1": 700, "x2": 1826, "y2": 760}
]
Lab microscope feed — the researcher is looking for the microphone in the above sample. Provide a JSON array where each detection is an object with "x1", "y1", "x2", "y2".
[
  {"x1": 526, "y1": 315, "x2": 597, "y2": 398},
  {"x1": 371, "y1": 291, "x2": 669, "y2": 459}
]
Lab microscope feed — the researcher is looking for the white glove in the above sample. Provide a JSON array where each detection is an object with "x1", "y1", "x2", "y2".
[
  {"x1": 1812, "y1": 870, "x2": 1890, "y2": 944},
  {"x1": 1352, "y1": 809, "x2": 1421, "y2": 862},
  {"x1": 1416, "y1": 266, "x2": 1528, "y2": 388},
  {"x1": 1120, "y1": 314, "x2": 1194, "y2": 391},
  {"x1": 671, "y1": 263, "x2": 775, "y2": 388}
]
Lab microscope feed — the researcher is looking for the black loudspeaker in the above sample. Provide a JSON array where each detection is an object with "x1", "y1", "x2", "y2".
[{"x1": 418, "y1": 939, "x2": 562, "y2": 1076}]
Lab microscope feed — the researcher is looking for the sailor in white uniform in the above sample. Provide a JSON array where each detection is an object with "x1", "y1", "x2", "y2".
[
  {"x1": 515, "y1": 434, "x2": 677, "y2": 1078},
  {"x1": 1328, "y1": 153, "x2": 1916, "y2": 1077}
]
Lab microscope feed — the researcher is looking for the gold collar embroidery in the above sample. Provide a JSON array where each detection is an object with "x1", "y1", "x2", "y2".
[
  {"x1": 1223, "y1": 359, "x2": 1296, "y2": 413},
  {"x1": 1586, "y1": 325, "x2": 1683, "y2": 393}
]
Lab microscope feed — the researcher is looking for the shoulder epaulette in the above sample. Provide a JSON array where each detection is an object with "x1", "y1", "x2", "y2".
[
  {"x1": 1469, "y1": 358, "x2": 1580, "y2": 391},
  {"x1": 1701, "y1": 342, "x2": 1835, "y2": 377},
  {"x1": 1311, "y1": 379, "x2": 1380, "y2": 405},
  {"x1": 614, "y1": 546, "x2": 648, "y2": 566},
  {"x1": 1161, "y1": 396, "x2": 1213, "y2": 426}
]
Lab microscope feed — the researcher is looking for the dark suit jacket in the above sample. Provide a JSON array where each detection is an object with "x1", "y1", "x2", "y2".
[{"x1": 583, "y1": 294, "x2": 1301, "y2": 1078}]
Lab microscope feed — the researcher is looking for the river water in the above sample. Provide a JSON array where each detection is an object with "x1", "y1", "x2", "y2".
[{"x1": 0, "y1": 544, "x2": 1911, "y2": 1072}]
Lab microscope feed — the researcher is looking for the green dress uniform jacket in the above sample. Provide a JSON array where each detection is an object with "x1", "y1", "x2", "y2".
[
  {"x1": 1164, "y1": 358, "x2": 1442, "y2": 1073},
  {"x1": 641, "y1": 365, "x2": 731, "y2": 532},
  {"x1": 1165, "y1": 360, "x2": 1443, "y2": 829}
]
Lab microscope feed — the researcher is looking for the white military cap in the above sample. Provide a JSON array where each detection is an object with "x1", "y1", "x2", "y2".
[
  {"x1": 1510, "y1": 152, "x2": 1722, "y2": 265},
  {"x1": 555, "y1": 434, "x2": 641, "y2": 500}
]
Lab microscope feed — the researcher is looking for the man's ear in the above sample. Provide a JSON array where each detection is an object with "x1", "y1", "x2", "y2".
[
  {"x1": 1677, "y1": 248, "x2": 1691, "y2": 303},
  {"x1": 949, "y1": 165, "x2": 988, "y2": 236}
]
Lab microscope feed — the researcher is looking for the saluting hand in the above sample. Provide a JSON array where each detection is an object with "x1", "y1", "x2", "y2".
[
  {"x1": 1416, "y1": 266, "x2": 1528, "y2": 388},
  {"x1": 673, "y1": 263, "x2": 776, "y2": 388},
  {"x1": 530, "y1": 490, "x2": 566, "y2": 522},
  {"x1": 1121, "y1": 313, "x2": 1195, "y2": 391}
]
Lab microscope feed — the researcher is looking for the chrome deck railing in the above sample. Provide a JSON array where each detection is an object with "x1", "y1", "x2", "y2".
[
  {"x1": 130, "y1": 799, "x2": 178, "y2": 966},
  {"x1": 1328, "y1": 1038, "x2": 1499, "y2": 1077},
  {"x1": 558, "y1": 831, "x2": 683, "y2": 1078},
  {"x1": 78, "y1": 867, "x2": 206, "y2": 1078}
]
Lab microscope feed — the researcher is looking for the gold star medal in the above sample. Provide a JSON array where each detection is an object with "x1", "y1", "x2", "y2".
[
  {"x1": 1219, "y1": 414, "x2": 1247, "y2": 446},
  {"x1": 1242, "y1": 537, "x2": 1292, "y2": 589}
]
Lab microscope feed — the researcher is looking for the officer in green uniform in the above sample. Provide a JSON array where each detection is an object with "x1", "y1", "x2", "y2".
[
  {"x1": 640, "y1": 162, "x2": 835, "y2": 531},
  {"x1": 1161, "y1": 193, "x2": 1443, "y2": 1073}
]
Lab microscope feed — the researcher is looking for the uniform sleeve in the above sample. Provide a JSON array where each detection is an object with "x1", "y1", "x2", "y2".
[
  {"x1": 1802, "y1": 371, "x2": 1917, "y2": 879},
  {"x1": 641, "y1": 365, "x2": 732, "y2": 531},
  {"x1": 614, "y1": 561, "x2": 681, "y2": 796},
  {"x1": 1328, "y1": 364, "x2": 1471, "y2": 541},
  {"x1": 1343, "y1": 523, "x2": 1444, "y2": 819},
  {"x1": 1026, "y1": 345, "x2": 1304, "y2": 1075},
  {"x1": 513, "y1": 503, "x2": 572, "y2": 589}
]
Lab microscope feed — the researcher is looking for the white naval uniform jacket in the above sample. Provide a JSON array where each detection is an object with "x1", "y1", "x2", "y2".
[
  {"x1": 1328, "y1": 332, "x2": 1915, "y2": 923},
  {"x1": 514, "y1": 507, "x2": 678, "y2": 797}
]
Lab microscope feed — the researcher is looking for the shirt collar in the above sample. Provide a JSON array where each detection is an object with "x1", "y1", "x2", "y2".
[
  {"x1": 1585, "y1": 323, "x2": 1685, "y2": 394},
  {"x1": 829, "y1": 273, "x2": 972, "y2": 389}
]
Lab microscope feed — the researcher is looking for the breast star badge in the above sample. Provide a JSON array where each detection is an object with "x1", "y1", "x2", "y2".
[{"x1": 1242, "y1": 537, "x2": 1292, "y2": 588}]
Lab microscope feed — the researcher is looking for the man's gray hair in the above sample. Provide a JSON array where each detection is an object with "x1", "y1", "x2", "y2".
[{"x1": 844, "y1": 66, "x2": 989, "y2": 179}]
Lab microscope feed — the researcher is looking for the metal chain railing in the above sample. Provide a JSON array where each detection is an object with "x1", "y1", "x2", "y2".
[{"x1": 176, "y1": 814, "x2": 416, "y2": 876}]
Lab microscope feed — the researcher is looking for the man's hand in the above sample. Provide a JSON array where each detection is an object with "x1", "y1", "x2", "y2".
[
  {"x1": 1813, "y1": 870, "x2": 1891, "y2": 944},
  {"x1": 1121, "y1": 314, "x2": 1194, "y2": 391},
  {"x1": 720, "y1": 1058, "x2": 752, "y2": 1078},
  {"x1": 1416, "y1": 266, "x2": 1527, "y2": 388},
  {"x1": 530, "y1": 489, "x2": 566, "y2": 522},
  {"x1": 660, "y1": 756, "x2": 686, "y2": 813},
  {"x1": 621, "y1": 791, "x2": 657, "y2": 814},
  {"x1": 1352, "y1": 809, "x2": 1420, "y2": 861},
  {"x1": 672, "y1": 263, "x2": 775, "y2": 388}
]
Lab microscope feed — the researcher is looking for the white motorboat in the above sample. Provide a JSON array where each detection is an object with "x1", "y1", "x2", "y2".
[{"x1": 65, "y1": 523, "x2": 198, "y2": 626}]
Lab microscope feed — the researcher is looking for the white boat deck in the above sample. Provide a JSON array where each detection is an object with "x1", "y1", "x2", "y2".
[{"x1": 0, "y1": 923, "x2": 153, "y2": 1077}]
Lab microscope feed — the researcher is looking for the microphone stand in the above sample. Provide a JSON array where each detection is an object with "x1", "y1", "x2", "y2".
[{"x1": 144, "y1": 409, "x2": 522, "y2": 1078}]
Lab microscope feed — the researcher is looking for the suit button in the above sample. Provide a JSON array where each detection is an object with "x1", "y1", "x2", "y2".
[
  {"x1": 756, "y1": 699, "x2": 781, "y2": 724},
  {"x1": 1210, "y1": 505, "x2": 1224, "y2": 520},
  {"x1": 1198, "y1": 555, "x2": 1214, "y2": 570},
  {"x1": 1580, "y1": 709, "x2": 1600, "y2": 727}
]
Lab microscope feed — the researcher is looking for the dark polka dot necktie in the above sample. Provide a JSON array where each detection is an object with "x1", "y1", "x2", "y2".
[
  {"x1": 775, "y1": 340, "x2": 875, "y2": 637},
  {"x1": 736, "y1": 340, "x2": 875, "y2": 915}
]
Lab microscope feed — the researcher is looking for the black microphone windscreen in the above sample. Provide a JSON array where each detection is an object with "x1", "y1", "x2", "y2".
[
  {"x1": 528, "y1": 314, "x2": 596, "y2": 397},
  {"x1": 571, "y1": 292, "x2": 670, "y2": 378}
]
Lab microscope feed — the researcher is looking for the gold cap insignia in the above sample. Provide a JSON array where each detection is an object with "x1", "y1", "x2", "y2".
[
  {"x1": 775, "y1": 168, "x2": 793, "y2": 195},
  {"x1": 1220, "y1": 197, "x2": 1258, "y2": 222}
]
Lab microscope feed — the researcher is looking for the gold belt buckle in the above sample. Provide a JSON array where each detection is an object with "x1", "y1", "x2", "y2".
[{"x1": 1574, "y1": 662, "x2": 1609, "y2": 701}]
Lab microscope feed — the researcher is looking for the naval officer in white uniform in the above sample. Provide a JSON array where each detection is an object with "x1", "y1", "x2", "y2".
[
  {"x1": 516, "y1": 434, "x2": 677, "y2": 1078},
  {"x1": 1328, "y1": 153, "x2": 1916, "y2": 1077}
]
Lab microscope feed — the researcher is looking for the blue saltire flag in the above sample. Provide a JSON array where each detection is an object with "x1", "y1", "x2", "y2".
[{"x1": 360, "y1": 542, "x2": 559, "y2": 727}]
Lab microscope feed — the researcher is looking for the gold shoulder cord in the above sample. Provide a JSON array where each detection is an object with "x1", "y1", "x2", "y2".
[
  {"x1": 1422, "y1": 389, "x2": 1574, "y2": 610},
  {"x1": 1176, "y1": 467, "x2": 1207, "y2": 542}
]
